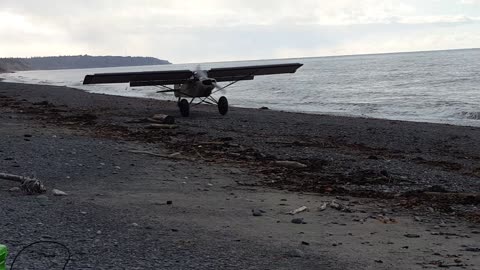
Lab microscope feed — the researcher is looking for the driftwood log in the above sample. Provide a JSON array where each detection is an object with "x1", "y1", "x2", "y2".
[{"x1": 0, "y1": 173, "x2": 46, "y2": 194}]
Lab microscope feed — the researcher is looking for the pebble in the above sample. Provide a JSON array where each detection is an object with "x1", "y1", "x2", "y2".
[{"x1": 404, "y1": 234, "x2": 421, "y2": 238}]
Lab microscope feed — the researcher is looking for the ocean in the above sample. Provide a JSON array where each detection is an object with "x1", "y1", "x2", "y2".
[{"x1": 2, "y1": 49, "x2": 480, "y2": 126}]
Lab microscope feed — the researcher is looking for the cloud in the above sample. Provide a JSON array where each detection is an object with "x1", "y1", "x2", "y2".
[{"x1": 0, "y1": 0, "x2": 479, "y2": 62}]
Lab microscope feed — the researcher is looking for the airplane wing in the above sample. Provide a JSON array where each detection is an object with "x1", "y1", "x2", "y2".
[
  {"x1": 83, "y1": 63, "x2": 303, "y2": 85},
  {"x1": 208, "y1": 63, "x2": 303, "y2": 82},
  {"x1": 83, "y1": 70, "x2": 194, "y2": 85}
]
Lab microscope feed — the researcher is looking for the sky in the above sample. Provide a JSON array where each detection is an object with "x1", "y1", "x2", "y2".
[{"x1": 0, "y1": 0, "x2": 479, "y2": 63}]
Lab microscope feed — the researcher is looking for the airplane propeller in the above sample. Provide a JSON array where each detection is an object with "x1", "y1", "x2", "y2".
[{"x1": 196, "y1": 65, "x2": 226, "y2": 94}]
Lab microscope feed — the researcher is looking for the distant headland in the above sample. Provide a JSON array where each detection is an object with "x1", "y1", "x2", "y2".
[{"x1": 0, "y1": 55, "x2": 171, "y2": 73}]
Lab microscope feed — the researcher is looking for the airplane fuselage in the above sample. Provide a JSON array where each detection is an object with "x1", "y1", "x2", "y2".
[{"x1": 174, "y1": 77, "x2": 216, "y2": 98}]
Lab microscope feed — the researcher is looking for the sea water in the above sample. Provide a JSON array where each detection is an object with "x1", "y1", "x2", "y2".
[{"x1": 2, "y1": 49, "x2": 479, "y2": 126}]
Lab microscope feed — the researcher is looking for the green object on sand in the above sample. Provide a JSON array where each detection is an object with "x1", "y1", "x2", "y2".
[{"x1": 0, "y1": 244, "x2": 7, "y2": 270}]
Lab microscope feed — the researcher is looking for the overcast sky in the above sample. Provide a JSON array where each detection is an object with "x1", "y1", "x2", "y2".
[{"x1": 0, "y1": 0, "x2": 479, "y2": 63}]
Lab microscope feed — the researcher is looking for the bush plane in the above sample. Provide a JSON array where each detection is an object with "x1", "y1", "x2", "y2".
[{"x1": 83, "y1": 63, "x2": 303, "y2": 117}]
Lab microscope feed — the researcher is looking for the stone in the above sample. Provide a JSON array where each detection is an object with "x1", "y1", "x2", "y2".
[
  {"x1": 291, "y1": 218, "x2": 305, "y2": 224},
  {"x1": 252, "y1": 209, "x2": 263, "y2": 217},
  {"x1": 404, "y1": 234, "x2": 421, "y2": 238},
  {"x1": 52, "y1": 189, "x2": 68, "y2": 196}
]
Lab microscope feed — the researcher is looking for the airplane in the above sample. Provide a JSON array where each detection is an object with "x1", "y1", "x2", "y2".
[{"x1": 83, "y1": 63, "x2": 303, "y2": 117}]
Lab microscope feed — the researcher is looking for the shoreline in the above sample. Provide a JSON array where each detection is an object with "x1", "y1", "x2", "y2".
[{"x1": 2, "y1": 72, "x2": 479, "y2": 128}]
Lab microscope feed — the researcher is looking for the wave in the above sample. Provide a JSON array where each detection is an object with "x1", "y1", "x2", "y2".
[{"x1": 456, "y1": 111, "x2": 480, "y2": 120}]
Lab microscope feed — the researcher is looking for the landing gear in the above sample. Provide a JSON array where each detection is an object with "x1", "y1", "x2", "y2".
[
  {"x1": 218, "y1": 96, "x2": 229, "y2": 115},
  {"x1": 178, "y1": 99, "x2": 190, "y2": 117}
]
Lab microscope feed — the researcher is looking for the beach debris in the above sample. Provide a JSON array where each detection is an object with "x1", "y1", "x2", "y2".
[
  {"x1": 146, "y1": 124, "x2": 178, "y2": 130},
  {"x1": 329, "y1": 200, "x2": 353, "y2": 213},
  {"x1": 274, "y1": 160, "x2": 308, "y2": 169},
  {"x1": 148, "y1": 114, "x2": 175, "y2": 124},
  {"x1": 52, "y1": 189, "x2": 68, "y2": 196},
  {"x1": 8, "y1": 187, "x2": 21, "y2": 192},
  {"x1": 0, "y1": 173, "x2": 46, "y2": 195},
  {"x1": 301, "y1": 241, "x2": 310, "y2": 246},
  {"x1": 465, "y1": 247, "x2": 480, "y2": 252},
  {"x1": 376, "y1": 215, "x2": 397, "y2": 224},
  {"x1": 318, "y1": 202, "x2": 328, "y2": 212},
  {"x1": 288, "y1": 206, "x2": 308, "y2": 215},
  {"x1": 259, "y1": 107, "x2": 269, "y2": 110},
  {"x1": 166, "y1": 200, "x2": 173, "y2": 205}
]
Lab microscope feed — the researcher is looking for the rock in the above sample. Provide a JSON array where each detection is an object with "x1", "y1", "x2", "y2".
[
  {"x1": 465, "y1": 247, "x2": 480, "y2": 252},
  {"x1": 291, "y1": 218, "x2": 305, "y2": 224},
  {"x1": 301, "y1": 241, "x2": 310, "y2": 246},
  {"x1": 166, "y1": 200, "x2": 173, "y2": 205},
  {"x1": 52, "y1": 189, "x2": 68, "y2": 196},
  {"x1": 252, "y1": 209, "x2": 263, "y2": 217},
  {"x1": 404, "y1": 234, "x2": 421, "y2": 238},
  {"x1": 260, "y1": 107, "x2": 270, "y2": 110},
  {"x1": 150, "y1": 114, "x2": 175, "y2": 124},
  {"x1": 8, "y1": 187, "x2": 21, "y2": 192},
  {"x1": 132, "y1": 223, "x2": 139, "y2": 227},
  {"x1": 274, "y1": 160, "x2": 308, "y2": 169}
]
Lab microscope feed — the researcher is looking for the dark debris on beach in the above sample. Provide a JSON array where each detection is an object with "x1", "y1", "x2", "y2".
[{"x1": 1, "y1": 81, "x2": 479, "y2": 222}]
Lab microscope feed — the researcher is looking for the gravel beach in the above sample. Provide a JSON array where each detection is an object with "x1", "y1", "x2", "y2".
[{"x1": 1, "y1": 81, "x2": 479, "y2": 269}]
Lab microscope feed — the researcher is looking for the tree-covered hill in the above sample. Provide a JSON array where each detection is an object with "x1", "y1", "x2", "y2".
[{"x1": 0, "y1": 55, "x2": 170, "y2": 72}]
